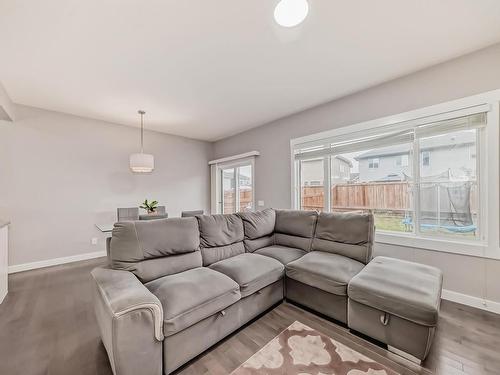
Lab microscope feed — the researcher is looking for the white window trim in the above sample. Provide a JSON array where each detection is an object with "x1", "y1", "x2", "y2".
[
  {"x1": 209, "y1": 152, "x2": 258, "y2": 214},
  {"x1": 290, "y1": 89, "x2": 500, "y2": 259},
  {"x1": 208, "y1": 151, "x2": 259, "y2": 165}
]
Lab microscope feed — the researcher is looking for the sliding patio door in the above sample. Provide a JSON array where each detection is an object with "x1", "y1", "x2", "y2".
[{"x1": 218, "y1": 162, "x2": 254, "y2": 214}]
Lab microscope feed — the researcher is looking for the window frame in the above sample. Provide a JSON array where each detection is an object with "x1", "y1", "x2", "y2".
[{"x1": 290, "y1": 90, "x2": 500, "y2": 259}]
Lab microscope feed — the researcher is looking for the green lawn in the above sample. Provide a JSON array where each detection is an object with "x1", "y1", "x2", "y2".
[{"x1": 374, "y1": 213, "x2": 408, "y2": 233}]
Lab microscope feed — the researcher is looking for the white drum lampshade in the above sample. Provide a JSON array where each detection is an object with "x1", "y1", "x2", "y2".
[
  {"x1": 130, "y1": 110, "x2": 155, "y2": 173},
  {"x1": 130, "y1": 152, "x2": 154, "y2": 173}
]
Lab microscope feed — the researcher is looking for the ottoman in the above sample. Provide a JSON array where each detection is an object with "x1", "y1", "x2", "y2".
[{"x1": 347, "y1": 256, "x2": 443, "y2": 362}]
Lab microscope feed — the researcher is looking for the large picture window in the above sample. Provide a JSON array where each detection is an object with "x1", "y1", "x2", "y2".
[{"x1": 293, "y1": 112, "x2": 485, "y2": 241}]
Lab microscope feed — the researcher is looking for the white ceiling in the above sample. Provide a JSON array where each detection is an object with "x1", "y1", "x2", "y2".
[{"x1": 1, "y1": 1, "x2": 500, "y2": 141}]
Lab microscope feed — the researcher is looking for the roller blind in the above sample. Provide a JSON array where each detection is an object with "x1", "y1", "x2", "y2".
[
  {"x1": 415, "y1": 113, "x2": 486, "y2": 138},
  {"x1": 294, "y1": 129, "x2": 414, "y2": 160},
  {"x1": 294, "y1": 105, "x2": 489, "y2": 161}
]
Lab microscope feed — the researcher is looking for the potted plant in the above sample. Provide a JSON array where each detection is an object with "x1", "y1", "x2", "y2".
[{"x1": 140, "y1": 199, "x2": 158, "y2": 215}]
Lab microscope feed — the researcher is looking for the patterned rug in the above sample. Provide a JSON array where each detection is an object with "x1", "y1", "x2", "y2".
[{"x1": 231, "y1": 321, "x2": 399, "y2": 375}]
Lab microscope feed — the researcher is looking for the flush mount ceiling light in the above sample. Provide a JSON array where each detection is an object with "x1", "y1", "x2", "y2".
[
  {"x1": 274, "y1": 0, "x2": 309, "y2": 28},
  {"x1": 130, "y1": 110, "x2": 155, "y2": 173}
]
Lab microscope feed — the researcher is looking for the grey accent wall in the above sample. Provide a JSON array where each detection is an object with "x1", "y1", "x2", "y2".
[
  {"x1": 214, "y1": 43, "x2": 500, "y2": 304},
  {"x1": 0, "y1": 105, "x2": 213, "y2": 266}
]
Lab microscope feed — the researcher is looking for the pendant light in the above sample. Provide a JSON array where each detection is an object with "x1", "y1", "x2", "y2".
[{"x1": 130, "y1": 110, "x2": 155, "y2": 173}]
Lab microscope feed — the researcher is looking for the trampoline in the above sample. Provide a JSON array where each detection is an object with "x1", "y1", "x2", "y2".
[{"x1": 402, "y1": 171, "x2": 477, "y2": 235}]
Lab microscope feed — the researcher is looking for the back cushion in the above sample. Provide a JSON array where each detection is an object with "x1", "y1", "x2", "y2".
[
  {"x1": 237, "y1": 209, "x2": 276, "y2": 252},
  {"x1": 312, "y1": 211, "x2": 375, "y2": 264},
  {"x1": 196, "y1": 214, "x2": 245, "y2": 265},
  {"x1": 274, "y1": 210, "x2": 318, "y2": 251},
  {"x1": 110, "y1": 217, "x2": 202, "y2": 283}
]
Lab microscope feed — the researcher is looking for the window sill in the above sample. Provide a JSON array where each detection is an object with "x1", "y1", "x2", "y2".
[{"x1": 374, "y1": 231, "x2": 491, "y2": 258}]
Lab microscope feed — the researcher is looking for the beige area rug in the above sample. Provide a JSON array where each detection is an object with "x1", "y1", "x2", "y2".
[{"x1": 231, "y1": 321, "x2": 399, "y2": 375}]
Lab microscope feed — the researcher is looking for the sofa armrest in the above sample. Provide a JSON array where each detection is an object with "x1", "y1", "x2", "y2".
[{"x1": 91, "y1": 267, "x2": 164, "y2": 375}]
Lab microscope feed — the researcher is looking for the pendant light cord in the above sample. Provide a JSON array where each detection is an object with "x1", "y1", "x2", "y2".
[{"x1": 138, "y1": 110, "x2": 145, "y2": 153}]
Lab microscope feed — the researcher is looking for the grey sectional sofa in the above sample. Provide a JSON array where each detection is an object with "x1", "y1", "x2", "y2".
[{"x1": 91, "y1": 209, "x2": 442, "y2": 375}]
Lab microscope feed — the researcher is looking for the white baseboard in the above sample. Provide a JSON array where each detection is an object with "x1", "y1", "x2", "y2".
[
  {"x1": 441, "y1": 289, "x2": 500, "y2": 315},
  {"x1": 8, "y1": 250, "x2": 106, "y2": 274}
]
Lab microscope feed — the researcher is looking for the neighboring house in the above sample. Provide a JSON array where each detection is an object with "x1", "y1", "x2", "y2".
[
  {"x1": 301, "y1": 156, "x2": 352, "y2": 186},
  {"x1": 222, "y1": 170, "x2": 251, "y2": 189},
  {"x1": 355, "y1": 131, "x2": 476, "y2": 182},
  {"x1": 331, "y1": 156, "x2": 353, "y2": 184},
  {"x1": 355, "y1": 144, "x2": 412, "y2": 182}
]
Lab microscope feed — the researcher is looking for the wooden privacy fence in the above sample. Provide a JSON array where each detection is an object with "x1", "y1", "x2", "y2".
[
  {"x1": 302, "y1": 181, "x2": 477, "y2": 213},
  {"x1": 301, "y1": 186, "x2": 326, "y2": 211},
  {"x1": 302, "y1": 182, "x2": 411, "y2": 212},
  {"x1": 332, "y1": 182, "x2": 410, "y2": 211},
  {"x1": 223, "y1": 190, "x2": 253, "y2": 213}
]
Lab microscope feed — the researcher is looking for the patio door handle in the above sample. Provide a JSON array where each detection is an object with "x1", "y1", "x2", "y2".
[{"x1": 380, "y1": 312, "x2": 390, "y2": 326}]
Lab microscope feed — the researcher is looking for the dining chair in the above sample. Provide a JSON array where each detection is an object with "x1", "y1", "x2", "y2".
[
  {"x1": 117, "y1": 207, "x2": 139, "y2": 222},
  {"x1": 181, "y1": 210, "x2": 204, "y2": 217}
]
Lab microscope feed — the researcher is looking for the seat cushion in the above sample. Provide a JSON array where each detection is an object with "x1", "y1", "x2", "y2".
[
  {"x1": 145, "y1": 267, "x2": 241, "y2": 336},
  {"x1": 209, "y1": 253, "x2": 284, "y2": 297},
  {"x1": 286, "y1": 251, "x2": 364, "y2": 296},
  {"x1": 348, "y1": 256, "x2": 443, "y2": 326},
  {"x1": 255, "y1": 245, "x2": 306, "y2": 265}
]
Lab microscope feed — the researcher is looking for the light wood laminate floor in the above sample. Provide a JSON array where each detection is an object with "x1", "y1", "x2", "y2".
[{"x1": 0, "y1": 258, "x2": 499, "y2": 375}]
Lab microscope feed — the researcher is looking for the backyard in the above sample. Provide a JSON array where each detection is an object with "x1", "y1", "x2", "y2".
[
  {"x1": 301, "y1": 182, "x2": 477, "y2": 238},
  {"x1": 373, "y1": 212, "x2": 408, "y2": 232}
]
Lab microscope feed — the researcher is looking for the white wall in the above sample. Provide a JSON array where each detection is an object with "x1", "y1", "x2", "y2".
[
  {"x1": 214, "y1": 43, "x2": 500, "y2": 306},
  {"x1": 0, "y1": 105, "x2": 213, "y2": 266}
]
